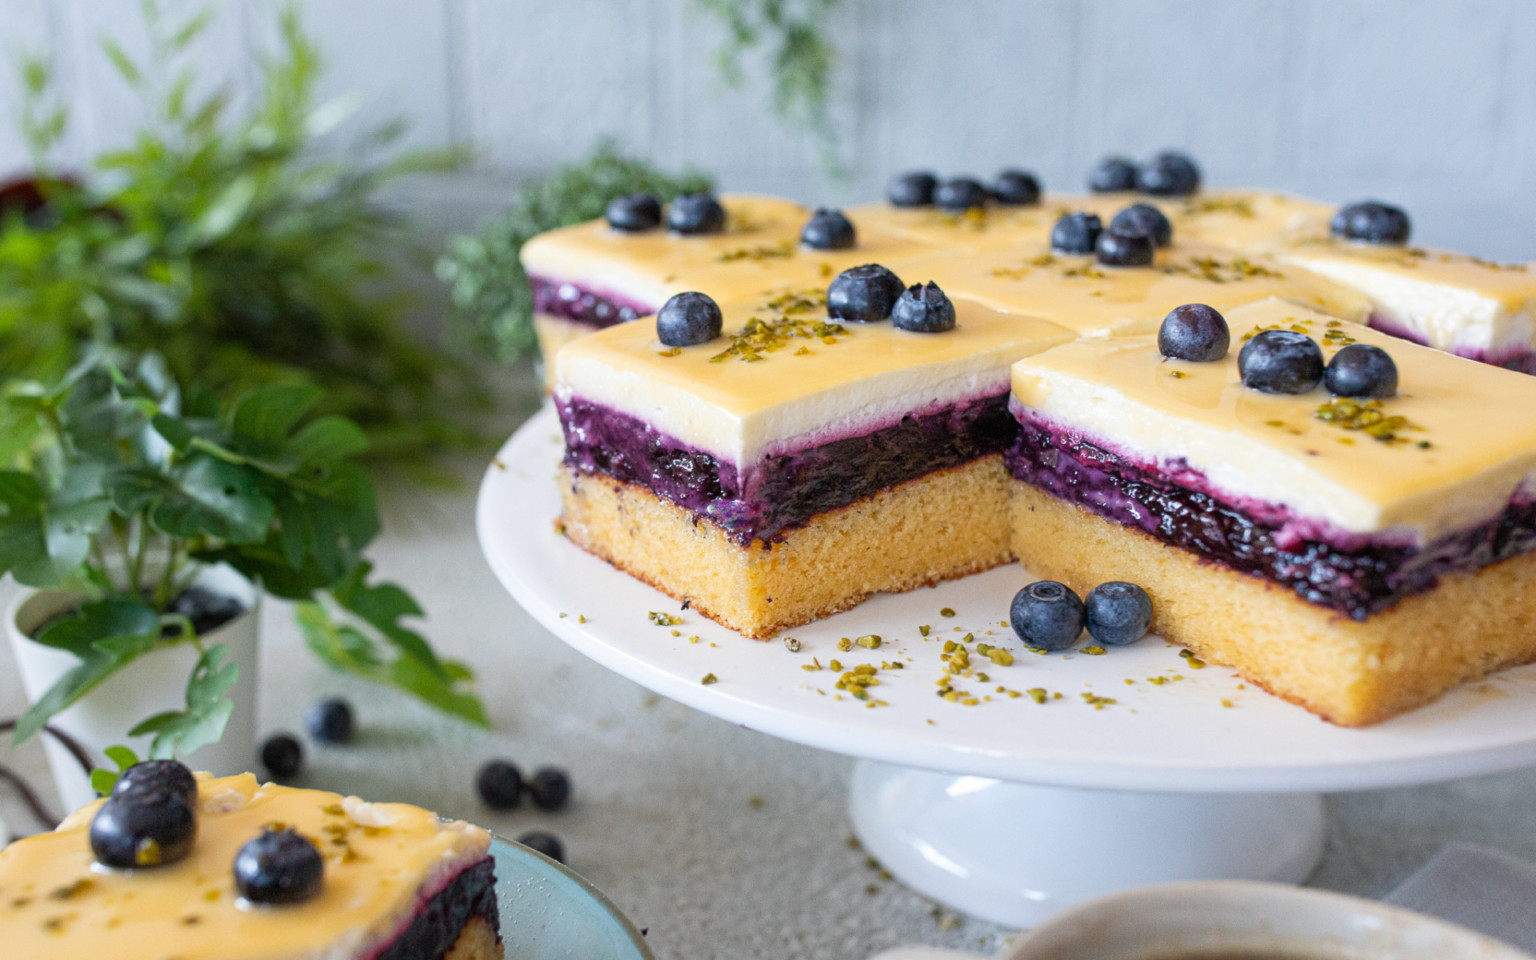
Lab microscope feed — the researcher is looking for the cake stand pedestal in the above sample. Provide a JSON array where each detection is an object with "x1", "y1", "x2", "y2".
[{"x1": 478, "y1": 408, "x2": 1536, "y2": 926}]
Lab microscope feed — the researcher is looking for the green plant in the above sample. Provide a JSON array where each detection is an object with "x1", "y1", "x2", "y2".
[
  {"x1": 0, "y1": 2, "x2": 480, "y2": 474},
  {"x1": 2, "y1": 351, "x2": 487, "y2": 757},
  {"x1": 694, "y1": 0, "x2": 845, "y2": 177},
  {"x1": 437, "y1": 141, "x2": 712, "y2": 364}
]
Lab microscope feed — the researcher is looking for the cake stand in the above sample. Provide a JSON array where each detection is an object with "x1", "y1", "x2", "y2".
[{"x1": 477, "y1": 407, "x2": 1536, "y2": 927}]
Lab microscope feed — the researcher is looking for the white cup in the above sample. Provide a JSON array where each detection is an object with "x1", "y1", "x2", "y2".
[{"x1": 1002, "y1": 880, "x2": 1532, "y2": 960}]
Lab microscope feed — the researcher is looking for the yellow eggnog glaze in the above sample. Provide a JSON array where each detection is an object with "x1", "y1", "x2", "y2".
[
  {"x1": 1011, "y1": 298, "x2": 1536, "y2": 539},
  {"x1": 899, "y1": 238, "x2": 1373, "y2": 338},
  {"x1": 0, "y1": 773, "x2": 491, "y2": 960},
  {"x1": 555, "y1": 293, "x2": 1073, "y2": 464}
]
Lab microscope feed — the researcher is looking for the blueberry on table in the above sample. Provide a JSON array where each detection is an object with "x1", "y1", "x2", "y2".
[
  {"x1": 1084, "y1": 582, "x2": 1155, "y2": 646},
  {"x1": 667, "y1": 193, "x2": 727, "y2": 234},
  {"x1": 827, "y1": 264, "x2": 906, "y2": 323},
  {"x1": 1095, "y1": 229, "x2": 1155, "y2": 267},
  {"x1": 306, "y1": 698, "x2": 355, "y2": 744},
  {"x1": 261, "y1": 733, "x2": 303, "y2": 780},
  {"x1": 1325, "y1": 343, "x2": 1398, "y2": 398},
  {"x1": 1136, "y1": 151, "x2": 1201, "y2": 196},
  {"x1": 1159, "y1": 303, "x2": 1230, "y2": 362},
  {"x1": 112, "y1": 759, "x2": 197, "y2": 807},
  {"x1": 235, "y1": 829, "x2": 324, "y2": 904},
  {"x1": 1331, "y1": 201, "x2": 1411, "y2": 245},
  {"x1": 887, "y1": 170, "x2": 938, "y2": 207},
  {"x1": 528, "y1": 767, "x2": 573, "y2": 811},
  {"x1": 1051, "y1": 212, "x2": 1102, "y2": 254},
  {"x1": 517, "y1": 830, "x2": 565, "y2": 864},
  {"x1": 991, "y1": 169, "x2": 1041, "y2": 206},
  {"x1": 656, "y1": 291, "x2": 724, "y2": 347},
  {"x1": 605, "y1": 192, "x2": 662, "y2": 232},
  {"x1": 1240, "y1": 330, "x2": 1325, "y2": 394},
  {"x1": 934, "y1": 177, "x2": 989, "y2": 211},
  {"x1": 892, "y1": 281, "x2": 957, "y2": 333},
  {"x1": 1009, "y1": 581, "x2": 1086, "y2": 652},
  {"x1": 90, "y1": 790, "x2": 196, "y2": 868},
  {"x1": 477, "y1": 760, "x2": 525, "y2": 810},
  {"x1": 1089, "y1": 156, "x2": 1138, "y2": 193},
  {"x1": 1110, "y1": 203, "x2": 1172, "y2": 247},
  {"x1": 801, "y1": 208, "x2": 857, "y2": 250}
]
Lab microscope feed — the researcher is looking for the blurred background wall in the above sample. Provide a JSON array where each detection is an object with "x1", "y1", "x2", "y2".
[{"x1": 3, "y1": 0, "x2": 1533, "y2": 257}]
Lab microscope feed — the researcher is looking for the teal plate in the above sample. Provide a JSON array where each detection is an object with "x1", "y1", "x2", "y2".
[{"x1": 490, "y1": 836, "x2": 654, "y2": 960}]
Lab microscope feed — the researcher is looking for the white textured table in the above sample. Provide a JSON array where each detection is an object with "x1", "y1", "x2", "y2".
[{"x1": 6, "y1": 387, "x2": 1536, "y2": 960}]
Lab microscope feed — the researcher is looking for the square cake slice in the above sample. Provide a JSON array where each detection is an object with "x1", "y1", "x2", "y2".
[
  {"x1": 554, "y1": 288, "x2": 1073, "y2": 637},
  {"x1": 0, "y1": 772, "x2": 500, "y2": 960},
  {"x1": 1006, "y1": 297, "x2": 1536, "y2": 726},
  {"x1": 1169, "y1": 191, "x2": 1536, "y2": 372}
]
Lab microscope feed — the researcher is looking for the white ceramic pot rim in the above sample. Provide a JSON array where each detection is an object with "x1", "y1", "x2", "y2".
[
  {"x1": 1004, "y1": 879, "x2": 1535, "y2": 960},
  {"x1": 6, "y1": 565, "x2": 259, "y2": 639}
]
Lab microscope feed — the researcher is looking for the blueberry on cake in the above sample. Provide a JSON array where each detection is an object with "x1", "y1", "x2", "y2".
[
  {"x1": 0, "y1": 766, "x2": 500, "y2": 959},
  {"x1": 554, "y1": 278, "x2": 1072, "y2": 637},
  {"x1": 1006, "y1": 297, "x2": 1536, "y2": 725}
]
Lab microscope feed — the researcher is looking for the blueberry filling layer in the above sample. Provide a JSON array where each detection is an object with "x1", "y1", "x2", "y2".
[
  {"x1": 1366, "y1": 313, "x2": 1536, "y2": 374},
  {"x1": 371, "y1": 858, "x2": 499, "y2": 960},
  {"x1": 1004, "y1": 412, "x2": 1536, "y2": 619},
  {"x1": 559, "y1": 394, "x2": 1017, "y2": 545},
  {"x1": 531, "y1": 276, "x2": 651, "y2": 328}
]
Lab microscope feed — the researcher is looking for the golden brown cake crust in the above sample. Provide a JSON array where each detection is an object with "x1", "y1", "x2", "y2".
[
  {"x1": 558, "y1": 457, "x2": 1014, "y2": 638},
  {"x1": 444, "y1": 915, "x2": 504, "y2": 960},
  {"x1": 1010, "y1": 481, "x2": 1536, "y2": 726}
]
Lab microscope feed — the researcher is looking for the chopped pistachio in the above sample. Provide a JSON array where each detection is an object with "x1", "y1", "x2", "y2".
[
  {"x1": 940, "y1": 607, "x2": 957, "y2": 618},
  {"x1": 700, "y1": 673, "x2": 719, "y2": 685},
  {"x1": 783, "y1": 636, "x2": 802, "y2": 653},
  {"x1": 648, "y1": 611, "x2": 683, "y2": 626}
]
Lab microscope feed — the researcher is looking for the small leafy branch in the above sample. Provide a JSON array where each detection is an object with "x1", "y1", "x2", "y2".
[
  {"x1": 1, "y1": 2, "x2": 480, "y2": 474},
  {"x1": 438, "y1": 141, "x2": 712, "y2": 364},
  {"x1": 2, "y1": 352, "x2": 487, "y2": 757},
  {"x1": 694, "y1": 0, "x2": 846, "y2": 177}
]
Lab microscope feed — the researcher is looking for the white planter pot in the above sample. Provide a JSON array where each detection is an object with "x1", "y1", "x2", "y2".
[{"x1": 5, "y1": 565, "x2": 261, "y2": 815}]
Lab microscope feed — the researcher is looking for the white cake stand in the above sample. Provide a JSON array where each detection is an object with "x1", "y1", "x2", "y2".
[{"x1": 477, "y1": 407, "x2": 1536, "y2": 927}]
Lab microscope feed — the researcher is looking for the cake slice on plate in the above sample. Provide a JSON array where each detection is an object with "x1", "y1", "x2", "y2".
[
  {"x1": 1007, "y1": 296, "x2": 1536, "y2": 726},
  {"x1": 554, "y1": 276, "x2": 1072, "y2": 638},
  {"x1": 0, "y1": 768, "x2": 500, "y2": 959}
]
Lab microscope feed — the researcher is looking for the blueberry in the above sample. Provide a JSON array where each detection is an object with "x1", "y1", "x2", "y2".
[
  {"x1": 235, "y1": 829, "x2": 324, "y2": 904},
  {"x1": 1084, "y1": 582, "x2": 1154, "y2": 646},
  {"x1": 1009, "y1": 581, "x2": 1086, "y2": 652},
  {"x1": 1158, "y1": 304, "x2": 1230, "y2": 362},
  {"x1": 517, "y1": 830, "x2": 565, "y2": 864},
  {"x1": 477, "y1": 760, "x2": 524, "y2": 810},
  {"x1": 528, "y1": 767, "x2": 572, "y2": 811},
  {"x1": 1137, "y1": 151, "x2": 1201, "y2": 196},
  {"x1": 1239, "y1": 330, "x2": 1325, "y2": 394},
  {"x1": 656, "y1": 291, "x2": 724, "y2": 347},
  {"x1": 991, "y1": 169, "x2": 1041, "y2": 206},
  {"x1": 934, "y1": 177, "x2": 988, "y2": 211},
  {"x1": 1110, "y1": 203, "x2": 1172, "y2": 247},
  {"x1": 1096, "y1": 229, "x2": 1155, "y2": 267},
  {"x1": 1051, "y1": 212, "x2": 1102, "y2": 254},
  {"x1": 801, "y1": 208, "x2": 857, "y2": 250},
  {"x1": 668, "y1": 193, "x2": 727, "y2": 234},
  {"x1": 112, "y1": 759, "x2": 197, "y2": 808},
  {"x1": 1089, "y1": 156, "x2": 1138, "y2": 193},
  {"x1": 169, "y1": 586, "x2": 245, "y2": 635},
  {"x1": 1325, "y1": 343, "x2": 1398, "y2": 398},
  {"x1": 827, "y1": 264, "x2": 905, "y2": 323},
  {"x1": 887, "y1": 171, "x2": 938, "y2": 207},
  {"x1": 261, "y1": 734, "x2": 303, "y2": 780},
  {"x1": 605, "y1": 192, "x2": 662, "y2": 232},
  {"x1": 1331, "y1": 201, "x2": 1411, "y2": 245},
  {"x1": 305, "y1": 698, "x2": 355, "y2": 744},
  {"x1": 90, "y1": 790, "x2": 196, "y2": 868},
  {"x1": 889, "y1": 281, "x2": 958, "y2": 334}
]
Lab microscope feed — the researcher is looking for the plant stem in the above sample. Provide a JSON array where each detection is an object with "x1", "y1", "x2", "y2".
[
  {"x1": 153, "y1": 544, "x2": 183, "y2": 612},
  {"x1": 130, "y1": 520, "x2": 151, "y2": 597}
]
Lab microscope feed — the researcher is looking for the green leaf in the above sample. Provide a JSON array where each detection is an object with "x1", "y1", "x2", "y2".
[
  {"x1": 13, "y1": 601, "x2": 162, "y2": 745},
  {"x1": 100, "y1": 38, "x2": 142, "y2": 86},
  {"x1": 229, "y1": 383, "x2": 322, "y2": 449},
  {"x1": 33, "y1": 598, "x2": 160, "y2": 655},
  {"x1": 286, "y1": 415, "x2": 369, "y2": 464},
  {"x1": 328, "y1": 561, "x2": 444, "y2": 678},
  {"x1": 90, "y1": 745, "x2": 142, "y2": 797},
  {"x1": 151, "y1": 455, "x2": 274, "y2": 543},
  {"x1": 0, "y1": 470, "x2": 109, "y2": 587},
  {"x1": 127, "y1": 644, "x2": 240, "y2": 759},
  {"x1": 189, "y1": 173, "x2": 259, "y2": 245}
]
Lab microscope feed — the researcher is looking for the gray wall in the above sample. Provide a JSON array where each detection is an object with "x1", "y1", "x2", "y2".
[{"x1": 4, "y1": 0, "x2": 1534, "y2": 258}]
